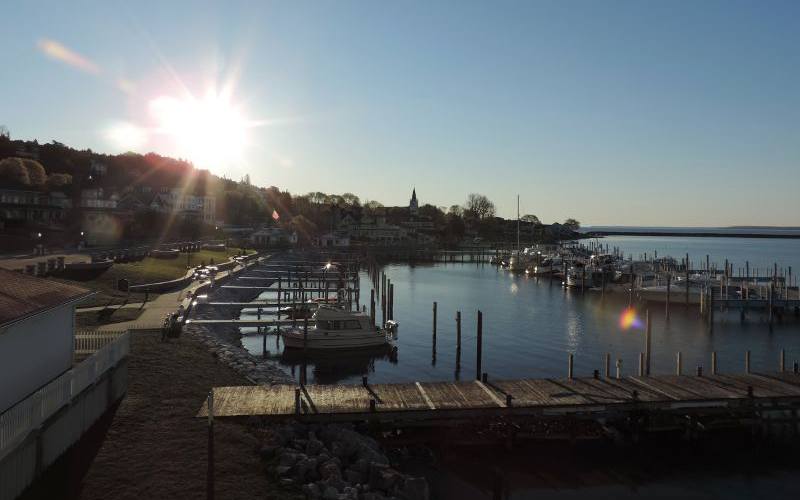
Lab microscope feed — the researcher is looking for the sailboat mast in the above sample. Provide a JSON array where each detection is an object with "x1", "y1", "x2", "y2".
[{"x1": 516, "y1": 194, "x2": 520, "y2": 256}]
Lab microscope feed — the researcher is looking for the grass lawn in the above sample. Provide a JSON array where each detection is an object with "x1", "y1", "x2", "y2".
[
  {"x1": 55, "y1": 247, "x2": 252, "y2": 308},
  {"x1": 75, "y1": 306, "x2": 144, "y2": 328}
]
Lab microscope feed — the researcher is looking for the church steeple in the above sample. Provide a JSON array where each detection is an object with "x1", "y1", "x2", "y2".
[{"x1": 409, "y1": 187, "x2": 418, "y2": 215}]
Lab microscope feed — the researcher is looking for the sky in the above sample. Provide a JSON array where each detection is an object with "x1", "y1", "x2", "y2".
[{"x1": 1, "y1": 0, "x2": 799, "y2": 226}]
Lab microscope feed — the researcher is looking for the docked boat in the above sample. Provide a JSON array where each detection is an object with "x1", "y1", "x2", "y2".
[
  {"x1": 638, "y1": 283, "x2": 703, "y2": 304},
  {"x1": 281, "y1": 305, "x2": 393, "y2": 350}
]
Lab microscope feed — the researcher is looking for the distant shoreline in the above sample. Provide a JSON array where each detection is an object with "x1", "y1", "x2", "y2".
[{"x1": 585, "y1": 230, "x2": 800, "y2": 239}]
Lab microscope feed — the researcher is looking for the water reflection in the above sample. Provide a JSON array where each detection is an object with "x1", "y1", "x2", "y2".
[{"x1": 278, "y1": 345, "x2": 399, "y2": 384}]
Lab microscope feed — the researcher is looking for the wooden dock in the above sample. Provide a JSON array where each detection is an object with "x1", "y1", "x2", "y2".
[{"x1": 198, "y1": 372, "x2": 800, "y2": 423}]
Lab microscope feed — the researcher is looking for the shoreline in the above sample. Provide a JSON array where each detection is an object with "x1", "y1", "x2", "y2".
[{"x1": 586, "y1": 230, "x2": 800, "y2": 239}]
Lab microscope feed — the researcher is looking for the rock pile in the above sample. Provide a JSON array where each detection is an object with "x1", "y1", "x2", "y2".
[{"x1": 262, "y1": 423, "x2": 429, "y2": 500}]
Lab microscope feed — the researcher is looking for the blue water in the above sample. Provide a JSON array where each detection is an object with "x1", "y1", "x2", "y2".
[
  {"x1": 587, "y1": 235, "x2": 800, "y2": 278},
  {"x1": 241, "y1": 260, "x2": 800, "y2": 386}
]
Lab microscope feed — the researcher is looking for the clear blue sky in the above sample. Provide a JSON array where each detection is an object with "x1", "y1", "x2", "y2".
[{"x1": 2, "y1": 0, "x2": 799, "y2": 226}]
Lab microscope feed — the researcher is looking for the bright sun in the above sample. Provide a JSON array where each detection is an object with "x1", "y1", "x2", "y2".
[{"x1": 150, "y1": 90, "x2": 248, "y2": 166}]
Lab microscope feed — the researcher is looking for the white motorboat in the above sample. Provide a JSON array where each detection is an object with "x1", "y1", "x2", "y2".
[{"x1": 281, "y1": 305, "x2": 392, "y2": 350}]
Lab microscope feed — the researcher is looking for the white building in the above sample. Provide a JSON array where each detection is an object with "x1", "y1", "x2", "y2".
[
  {"x1": 316, "y1": 232, "x2": 351, "y2": 248},
  {"x1": 150, "y1": 188, "x2": 216, "y2": 224},
  {"x1": 250, "y1": 227, "x2": 298, "y2": 247},
  {"x1": 0, "y1": 269, "x2": 93, "y2": 413}
]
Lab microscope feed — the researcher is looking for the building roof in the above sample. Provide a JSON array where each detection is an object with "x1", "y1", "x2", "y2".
[{"x1": 0, "y1": 268, "x2": 94, "y2": 328}]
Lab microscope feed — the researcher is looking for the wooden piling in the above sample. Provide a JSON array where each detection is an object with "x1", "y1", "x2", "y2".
[
  {"x1": 676, "y1": 351, "x2": 682, "y2": 375},
  {"x1": 370, "y1": 289, "x2": 376, "y2": 326},
  {"x1": 568, "y1": 353, "x2": 574, "y2": 380},
  {"x1": 476, "y1": 310, "x2": 483, "y2": 381},
  {"x1": 685, "y1": 253, "x2": 690, "y2": 306},
  {"x1": 207, "y1": 390, "x2": 215, "y2": 500},
  {"x1": 780, "y1": 349, "x2": 785, "y2": 372},
  {"x1": 711, "y1": 351, "x2": 717, "y2": 375},
  {"x1": 456, "y1": 311, "x2": 462, "y2": 369},
  {"x1": 605, "y1": 353, "x2": 610, "y2": 378},
  {"x1": 388, "y1": 283, "x2": 394, "y2": 321},
  {"x1": 665, "y1": 274, "x2": 671, "y2": 320},
  {"x1": 615, "y1": 359, "x2": 622, "y2": 380},
  {"x1": 745, "y1": 350, "x2": 751, "y2": 374},
  {"x1": 638, "y1": 352, "x2": 645, "y2": 376}
]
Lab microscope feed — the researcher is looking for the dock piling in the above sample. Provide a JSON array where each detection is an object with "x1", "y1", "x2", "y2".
[
  {"x1": 568, "y1": 353, "x2": 574, "y2": 380},
  {"x1": 605, "y1": 353, "x2": 611, "y2": 378},
  {"x1": 676, "y1": 351, "x2": 682, "y2": 375},
  {"x1": 745, "y1": 350, "x2": 751, "y2": 374},
  {"x1": 476, "y1": 310, "x2": 483, "y2": 381}
]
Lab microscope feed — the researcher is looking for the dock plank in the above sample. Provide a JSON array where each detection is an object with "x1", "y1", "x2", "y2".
[
  {"x1": 368, "y1": 383, "x2": 429, "y2": 411},
  {"x1": 303, "y1": 384, "x2": 370, "y2": 414},
  {"x1": 493, "y1": 379, "x2": 591, "y2": 406},
  {"x1": 419, "y1": 381, "x2": 501, "y2": 409}
]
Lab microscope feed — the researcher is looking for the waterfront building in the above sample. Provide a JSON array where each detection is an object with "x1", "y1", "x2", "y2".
[
  {"x1": 150, "y1": 188, "x2": 216, "y2": 224},
  {"x1": 0, "y1": 269, "x2": 93, "y2": 414},
  {"x1": 0, "y1": 188, "x2": 71, "y2": 224},
  {"x1": 250, "y1": 226, "x2": 298, "y2": 247}
]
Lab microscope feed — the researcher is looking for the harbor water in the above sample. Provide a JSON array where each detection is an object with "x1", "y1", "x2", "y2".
[{"x1": 240, "y1": 236, "x2": 800, "y2": 386}]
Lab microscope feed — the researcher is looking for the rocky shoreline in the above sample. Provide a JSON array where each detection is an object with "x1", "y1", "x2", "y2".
[{"x1": 184, "y1": 259, "x2": 430, "y2": 500}]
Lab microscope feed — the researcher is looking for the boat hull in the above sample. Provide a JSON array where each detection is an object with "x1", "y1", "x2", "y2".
[{"x1": 281, "y1": 328, "x2": 390, "y2": 349}]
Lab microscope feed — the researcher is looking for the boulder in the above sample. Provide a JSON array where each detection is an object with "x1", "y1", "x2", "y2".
[
  {"x1": 344, "y1": 468, "x2": 364, "y2": 485},
  {"x1": 279, "y1": 451, "x2": 299, "y2": 467},
  {"x1": 397, "y1": 477, "x2": 429, "y2": 500},
  {"x1": 275, "y1": 465, "x2": 293, "y2": 477},
  {"x1": 322, "y1": 485, "x2": 339, "y2": 500},
  {"x1": 302, "y1": 482, "x2": 322, "y2": 499},
  {"x1": 318, "y1": 459, "x2": 341, "y2": 480}
]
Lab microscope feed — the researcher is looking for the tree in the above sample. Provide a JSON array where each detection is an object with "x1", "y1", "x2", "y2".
[
  {"x1": 0, "y1": 157, "x2": 30, "y2": 185},
  {"x1": 464, "y1": 193, "x2": 495, "y2": 220},
  {"x1": 23, "y1": 159, "x2": 47, "y2": 185},
  {"x1": 341, "y1": 192, "x2": 361, "y2": 207},
  {"x1": 521, "y1": 214, "x2": 541, "y2": 225},
  {"x1": 563, "y1": 218, "x2": 581, "y2": 230},
  {"x1": 447, "y1": 205, "x2": 463, "y2": 217},
  {"x1": 46, "y1": 173, "x2": 72, "y2": 189},
  {"x1": 0, "y1": 125, "x2": 9, "y2": 139}
]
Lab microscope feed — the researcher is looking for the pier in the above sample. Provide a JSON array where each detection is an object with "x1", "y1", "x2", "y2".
[{"x1": 198, "y1": 371, "x2": 800, "y2": 425}]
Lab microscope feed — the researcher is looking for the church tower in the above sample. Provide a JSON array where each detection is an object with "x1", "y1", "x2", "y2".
[{"x1": 409, "y1": 188, "x2": 419, "y2": 216}]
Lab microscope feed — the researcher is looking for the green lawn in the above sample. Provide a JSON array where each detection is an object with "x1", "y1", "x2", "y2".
[{"x1": 56, "y1": 247, "x2": 252, "y2": 308}]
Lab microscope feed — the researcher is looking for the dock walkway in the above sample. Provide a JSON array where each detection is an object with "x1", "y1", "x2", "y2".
[{"x1": 198, "y1": 372, "x2": 800, "y2": 423}]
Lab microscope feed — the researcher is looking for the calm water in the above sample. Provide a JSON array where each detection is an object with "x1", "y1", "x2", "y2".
[
  {"x1": 240, "y1": 250, "x2": 800, "y2": 386},
  {"x1": 593, "y1": 235, "x2": 800, "y2": 276}
]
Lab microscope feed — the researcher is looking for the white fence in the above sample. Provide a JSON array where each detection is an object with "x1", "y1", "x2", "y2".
[{"x1": 0, "y1": 330, "x2": 130, "y2": 463}]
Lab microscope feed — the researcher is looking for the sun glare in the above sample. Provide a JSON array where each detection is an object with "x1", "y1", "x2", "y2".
[{"x1": 150, "y1": 90, "x2": 249, "y2": 166}]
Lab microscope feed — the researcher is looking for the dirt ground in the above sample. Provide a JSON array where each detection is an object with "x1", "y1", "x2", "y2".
[{"x1": 77, "y1": 330, "x2": 283, "y2": 500}]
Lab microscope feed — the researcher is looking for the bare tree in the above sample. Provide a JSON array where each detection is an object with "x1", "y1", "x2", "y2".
[
  {"x1": 464, "y1": 193, "x2": 496, "y2": 219},
  {"x1": 0, "y1": 125, "x2": 9, "y2": 139}
]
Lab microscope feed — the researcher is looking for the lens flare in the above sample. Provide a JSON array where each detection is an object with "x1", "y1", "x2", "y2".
[
  {"x1": 619, "y1": 307, "x2": 643, "y2": 330},
  {"x1": 37, "y1": 39, "x2": 100, "y2": 74}
]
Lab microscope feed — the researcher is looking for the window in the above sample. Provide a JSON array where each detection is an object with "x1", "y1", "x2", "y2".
[{"x1": 343, "y1": 320, "x2": 362, "y2": 330}]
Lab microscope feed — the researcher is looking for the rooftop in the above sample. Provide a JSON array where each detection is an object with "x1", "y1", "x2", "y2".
[{"x1": 0, "y1": 268, "x2": 94, "y2": 328}]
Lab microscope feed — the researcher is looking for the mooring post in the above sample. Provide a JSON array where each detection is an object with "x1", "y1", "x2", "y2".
[
  {"x1": 388, "y1": 283, "x2": 394, "y2": 321},
  {"x1": 476, "y1": 310, "x2": 483, "y2": 381},
  {"x1": 456, "y1": 310, "x2": 462, "y2": 369},
  {"x1": 207, "y1": 390, "x2": 214, "y2": 500},
  {"x1": 685, "y1": 253, "x2": 690, "y2": 307},
  {"x1": 711, "y1": 351, "x2": 717, "y2": 375},
  {"x1": 294, "y1": 388, "x2": 301, "y2": 415},
  {"x1": 665, "y1": 274, "x2": 671, "y2": 320},
  {"x1": 676, "y1": 351, "x2": 682, "y2": 375},
  {"x1": 605, "y1": 353, "x2": 610, "y2": 378},
  {"x1": 277, "y1": 278, "x2": 282, "y2": 319},
  {"x1": 370, "y1": 288, "x2": 376, "y2": 326},
  {"x1": 568, "y1": 353, "x2": 574, "y2": 380},
  {"x1": 432, "y1": 301, "x2": 437, "y2": 340},
  {"x1": 616, "y1": 359, "x2": 622, "y2": 380},
  {"x1": 780, "y1": 349, "x2": 785, "y2": 373},
  {"x1": 745, "y1": 350, "x2": 751, "y2": 374},
  {"x1": 769, "y1": 284, "x2": 774, "y2": 326},
  {"x1": 638, "y1": 352, "x2": 645, "y2": 376}
]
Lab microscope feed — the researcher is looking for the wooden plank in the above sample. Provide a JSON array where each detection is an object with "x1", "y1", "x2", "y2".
[
  {"x1": 758, "y1": 372, "x2": 800, "y2": 389},
  {"x1": 711, "y1": 375, "x2": 796, "y2": 398},
  {"x1": 368, "y1": 383, "x2": 429, "y2": 411},
  {"x1": 558, "y1": 378, "x2": 631, "y2": 403},
  {"x1": 197, "y1": 385, "x2": 296, "y2": 417},
  {"x1": 628, "y1": 376, "x2": 708, "y2": 400},
  {"x1": 303, "y1": 384, "x2": 371, "y2": 414},
  {"x1": 419, "y1": 381, "x2": 501, "y2": 409},
  {"x1": 475, "y1": 381, "x2": 506, "y2": 407},
  {"x1": 493, "y1": 379, "x2": 591, "y2": 406},
  {"x1": 415, "y1": 382, "x2": 436, "y2": 410},
  {"x1": 604, "y1": 377, "x2": 672, "y2": 402}
]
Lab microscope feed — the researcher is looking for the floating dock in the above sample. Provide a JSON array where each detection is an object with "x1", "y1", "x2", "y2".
[{"x1": 198, "y1": 372, "x2": 800, "y2": 423}]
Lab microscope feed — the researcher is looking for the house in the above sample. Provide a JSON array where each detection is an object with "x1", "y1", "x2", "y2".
[
  {"x1": 0, "y1": 188, "x2": 72, "y2": 224},
  {"x1": 250, "y1": 226, "x2": 298, "y2": 247},
  {"x1": 149, "y1": 188, "x2": 216, "y2": 224},
  {"x1": 316, "y1": 231, "x2": 350, "y2": 248},
  {"x1": 0, "y1": 268, "x2": 94, "y2": 413}
]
